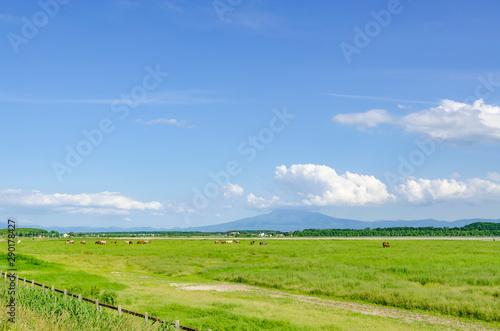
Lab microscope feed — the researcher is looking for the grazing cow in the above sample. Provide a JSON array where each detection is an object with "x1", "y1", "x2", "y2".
[
  {"x1": 383, "y1": 242, "x2": 390, "y2": 248},
  {"x1": 250, "y1": 241, "x2": 255, "y2": 245},
  {"x1": 95, "y1": 240, "x2": 107, "y2": 245},
  {"x1": 234, "y1": 240, "x2": 240, "y2": 244},
  {"x1": 144, "y1": 240, "x2": 151, "y2": 244},
  {"x1": 110, "y1": 241, "x2": 117, "y2": 244},
  {"x1": 226, "y1": 240, "x2": 233, "y2": 244},
  {"x1": 260, "y1": 241, "x2": 267, "y2": 245},
  {"x1": 137, "y1": 241, "x2": 145, "y2": 244},
  {"x1": 215, "y1": 240, "x2": 221, "y2": 244},
  {"x1": 123, "y1": 241, "x2": 133, "y2": 244},
  {"x1": 80, "y1": 241, "x2": 86, "y2": 245},
  {"x1": 65, "y1": 240, "x2": 74, "y2": 244}
]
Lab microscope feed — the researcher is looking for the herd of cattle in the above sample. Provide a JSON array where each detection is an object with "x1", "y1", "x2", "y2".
[
  {"x1": 65, "y1": 240, "x2": 151, "y2": 245},
  {"x1": 215, "y1": 240, "x2": 267, "y2": 245},
  {"x1": 65, "y1": 240, "x2": 390, "y2": 247}
]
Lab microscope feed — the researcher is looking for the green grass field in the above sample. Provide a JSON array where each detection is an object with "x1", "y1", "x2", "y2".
[{"x1": 1, "y1": 238, "x2": 499, "y2": 330}]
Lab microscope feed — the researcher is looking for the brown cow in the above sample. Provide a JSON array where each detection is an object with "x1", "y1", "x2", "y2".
[
  {"x1": 383, "y1": 242, "x2": 390, "y2": 248},
  {"x1": 80, "y1": 241, "x2": 86, "y2": 245},
  {"x1": 260, "y1": 241, "x2": 267, "y2": 245},
  {"x1": 137, "y1": 241, "x2": 145, "y2": 244},
  {"x1": 215, "y1": 240, "x2": 221, "y2": 244},
  {"x1": 110, "y1": 241, "x2": 117, "y2": 244},
  {"x1": 250, "y1": 241, "x2": 255, "y2": 245},
  {"x1": 234, "y1": 240, "x2": 240, "y2": 244},
  {"x1": 95, "y1": 240, "x2": 107, "y2": 245}
]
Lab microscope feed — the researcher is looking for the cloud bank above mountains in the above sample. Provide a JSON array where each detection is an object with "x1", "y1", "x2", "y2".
[
  {"x1": 246, "y1": 164, "x2": 500, "y2": 209},
  {"x1": 3, "y1": 165, "x2": 500, "y2": 217}
]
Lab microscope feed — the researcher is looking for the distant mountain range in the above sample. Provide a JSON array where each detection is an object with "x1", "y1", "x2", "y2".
[{"x1": 13, "y1": 210, "x2": 500, "y2": 233}]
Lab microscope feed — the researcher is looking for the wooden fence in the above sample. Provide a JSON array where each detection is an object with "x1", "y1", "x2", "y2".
[{"x1": 1, "y1": 271, "x2": 203, "y2": 331}]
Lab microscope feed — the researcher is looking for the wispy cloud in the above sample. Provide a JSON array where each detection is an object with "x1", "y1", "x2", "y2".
[
  {"x1": 136, "y1": 118, "x2": 196, "y2": 128},
  {"x1": 0, "y1": 14, "x2": 18, "y2": 23},
  {"x1": 0, "y1": 90, "x2": 224, "y2": 106},
  {"x1": 326, "y1": 93, "x2": 438, "y2": 105},
  {"x1": 487, "y1": 171, "x2": 500, "y2": 182},
  {"x1": 332, "y1": 109, "x2": 393, "y2": 130},
  {"x1": 159, "y1": 0, "x2": 184, "y2": 13}
]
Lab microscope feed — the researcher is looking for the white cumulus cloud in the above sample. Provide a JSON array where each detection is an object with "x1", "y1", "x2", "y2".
[
  {"x1": 334, "y1": 99, "x2": 500, "y2": 144},
  {"x1": 221, "y1": 183, "x2": 244, "y2": 198},
  {"x1": 395, "y1": 178, "x2": 500, "y2": 204},
  {"x1": 247, "y1": 164, "x2": 396, "y2": 209},
  {"x1": 0, "y1": 189, "x2": 163, "y2": 215},
  {"x1": 402, "y1": 99, "x2": 500, "y2": 143}
]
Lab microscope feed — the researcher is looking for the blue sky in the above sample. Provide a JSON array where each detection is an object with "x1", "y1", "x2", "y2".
[{"x1": 1, "y1": 0, "x2": 500, "y2": 229}]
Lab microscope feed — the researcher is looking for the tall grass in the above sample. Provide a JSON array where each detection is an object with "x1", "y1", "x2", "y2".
[{"x1": 0, "y1": 281, "x2": 176, "y2": 330}]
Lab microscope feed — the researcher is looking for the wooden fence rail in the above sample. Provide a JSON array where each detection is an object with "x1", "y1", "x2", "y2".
[{"x1": 0, "y1": 271, "x2": 199, "y2": 331}]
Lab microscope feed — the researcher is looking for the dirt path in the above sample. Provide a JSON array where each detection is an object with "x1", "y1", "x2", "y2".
[{"x1": 170, "y1": 282, "x2": 497, "y2": 330}]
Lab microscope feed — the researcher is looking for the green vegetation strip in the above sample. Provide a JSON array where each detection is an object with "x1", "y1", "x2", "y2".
[{"x1": 2, "y1": 238, "x2": 499, "y2": 329}]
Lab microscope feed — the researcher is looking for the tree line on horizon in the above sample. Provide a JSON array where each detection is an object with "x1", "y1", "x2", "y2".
[
  {"x1": 1, "y1": 222, "x2": 499, "y2": 238},
  {"x1": 292, "y1": 222, "x2": 500, "y2": 237}
]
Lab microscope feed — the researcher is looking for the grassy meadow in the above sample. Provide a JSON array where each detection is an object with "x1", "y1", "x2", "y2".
[{"x1": 1, "y1": 238, "x2": 499, "y2": 330}]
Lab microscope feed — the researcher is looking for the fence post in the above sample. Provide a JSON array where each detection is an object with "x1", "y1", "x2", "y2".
[
  {"x1": 175, "y1": 320, "x2": 180, "y2": 330},
  {"x1": 51, "y1": 285, "x2": 54, "y2": 292},
  {"x1": 78, "y1": 294, "x2": 82, "y2": 301},
  {"x1": 42, "y1": 283, "x2": 45, "y2": 293},
  {"x1": 118, "y1": 305, "x2": 122, "y2": 317},
  {"x1": 95, "y1": 299, "x2": 100, "y2": 315},
  {"x1": 145, "y1": 312, "x2": 148, "y2": 326},
  {"x1": 3, "y1": 272, "x2": 6, "y2": 282},
  {"x1": 15, "y1": 275, "x2": 18, "y2": 287},
  {"x1": 23, "y1": 277, "x2": 26, "y2": 287},
  {"x1": 31, "y1": 280, "x2": 34, "y2": 289},
  {"x1": 64, "y1": 289, "x2": 67, "y2": 298}
]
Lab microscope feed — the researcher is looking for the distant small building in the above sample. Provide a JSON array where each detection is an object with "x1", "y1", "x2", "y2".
[
  {"x1": 259, "y1": 233, "x2": 266, "y2": 237},
  {"x1": 276, "y1": 234, "x2": 284, "y2": 237},
  {"x1": 62, "y1": 233, "x2": 69, "y2": 238}
]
